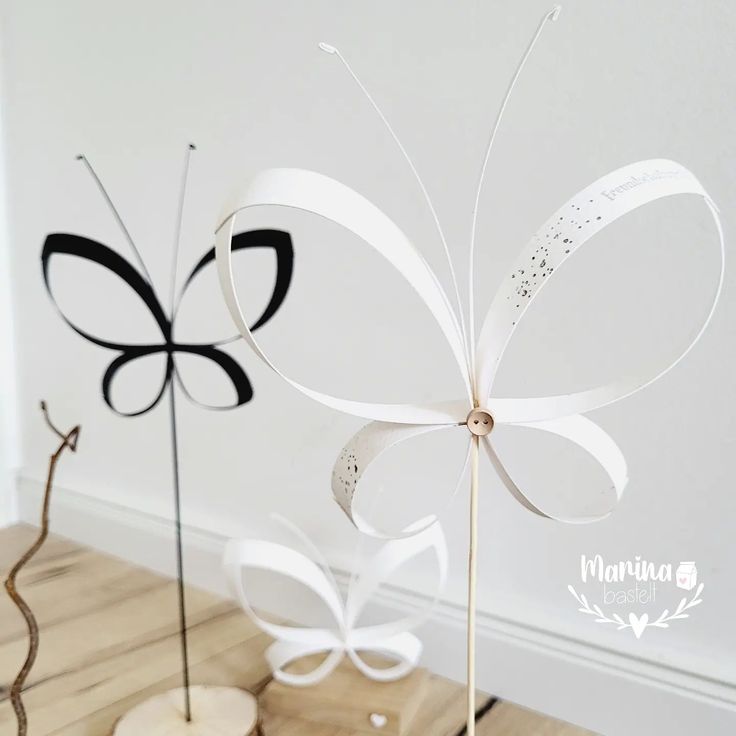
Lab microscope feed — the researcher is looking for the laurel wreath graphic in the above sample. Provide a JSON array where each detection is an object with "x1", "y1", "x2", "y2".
[{"x1": 567, "y1": 583, "x2": 704, "y2": 639}]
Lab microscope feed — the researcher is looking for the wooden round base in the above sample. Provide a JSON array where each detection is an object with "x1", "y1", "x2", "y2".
[{"x1": 112, "y1": 686, "x2": 259, "y2": 736}]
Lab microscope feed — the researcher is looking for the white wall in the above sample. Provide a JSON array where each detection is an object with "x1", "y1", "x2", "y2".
[
  {"x1": 2, "y1": 1, "x2": 735, "y2": 733},
  {"x1": 0, "y1": 25, "x2": 17, "y2": 528}
]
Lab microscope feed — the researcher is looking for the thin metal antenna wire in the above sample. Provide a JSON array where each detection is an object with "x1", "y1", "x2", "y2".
[
  {"x1": 321, "y1": 45, "x2": 473, "y2": 378},
  {"x1": 168, "y1": 380, "x2": 192, "y2": 722},
  {"x1": 467, "y1": 6, "x2": 561, "y2": 383},
  {"x1": 170, "y1": 144, "x2": 196, "y2": 319},
  {"x1": 76, "y1": 154, "x2": 155, "y2": 289}
]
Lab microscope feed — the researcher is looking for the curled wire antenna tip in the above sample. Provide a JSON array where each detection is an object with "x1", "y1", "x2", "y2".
[
  {"x1": 550, "y1": 5, "x2": 562, "y2": 21},
  {"x1": 75, "y1": 154, "x2": 84, "y2": 161},
  {"x1": 188, "y1": 143, "x2": 197, "y2": 150},
  {"x1": 318, "y1": 42, "x2": 338, "y2": 54}
]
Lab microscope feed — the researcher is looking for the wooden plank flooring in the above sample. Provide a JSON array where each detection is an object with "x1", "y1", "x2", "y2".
[{"x1": 0, "y1": 525, "x2": 596, "y2": 735}]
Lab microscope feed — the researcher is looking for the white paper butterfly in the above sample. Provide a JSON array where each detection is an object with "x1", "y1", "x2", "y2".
[
  {"x1": 214, "y1": 8, "x2": 724, "y2": 539},
  {"x1": 224, "y1": 518, "x2": 447, "y2": 686}
]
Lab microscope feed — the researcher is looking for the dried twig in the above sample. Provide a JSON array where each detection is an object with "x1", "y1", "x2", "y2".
[{"x1": 3, "y1": 401, "x2": 80, "y2": 736}]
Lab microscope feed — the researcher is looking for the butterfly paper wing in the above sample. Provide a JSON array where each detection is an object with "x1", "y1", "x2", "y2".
[
  {"x1": 170, "y1": 348, "x2": 251, "y2": 410},
  {"x1": 170, "y1": 230, "x2": 294, "y2": 410},
  {"x1": 332, "y1": 416, "x2": 470, "y2": 538},
  {"x1": 42, "y1": 233, "x2": 168, "y2": 349},
  {"x1": 343, "y1": 523, "x2": 447, "y2": 681},
  {"x1": 41, "y1": 234, "x2": 172, "y2": 416},
  {"x1": 174, "y1": 229, "x2": 294, "y2": 343},
  {"x1": 101, "y1": 351, "x2": 173, "y2": 417},
  {"x1": 215, "y1": 168, "x2": 472, "y2": 425},
  {"x1": 481, "y1": 415, "x2": 627, "y2": 523},
  {"x1": 345, "y1": 521, "x2": 447, "y2": 629},
  {"x1": 223, "y1": 538, "x2": 347, "y2": 686},
  {"x1": 476, "y1": 159, "x2": 724, "y2": 420},
  {"x1": 472, "y1": 160, "x2": 723, "y2": 521}
]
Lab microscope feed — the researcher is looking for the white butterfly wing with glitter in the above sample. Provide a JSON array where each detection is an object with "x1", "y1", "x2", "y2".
[
  {"x1": 474, "y1": 159, "x2": 724, "y2": 521},
  {"x1": 331, "y1": 416, "x2": 471, "y2": 538}
]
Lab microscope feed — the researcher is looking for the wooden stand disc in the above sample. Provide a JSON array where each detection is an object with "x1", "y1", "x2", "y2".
[{"x1": 112, "y1": 686, "x2": 259, "y2": 736}]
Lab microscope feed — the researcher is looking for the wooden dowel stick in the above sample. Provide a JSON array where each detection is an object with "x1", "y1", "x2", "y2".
[{"x1": 467, "y1": 434, "x2": 480, "y2": 736}]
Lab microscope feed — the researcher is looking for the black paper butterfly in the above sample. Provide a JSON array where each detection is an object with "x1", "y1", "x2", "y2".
[{"x1": 41, "y1": 229, "x2": 293, "y2": 417}]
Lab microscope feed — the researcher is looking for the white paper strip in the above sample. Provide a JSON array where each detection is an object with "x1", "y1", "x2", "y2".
[
  {"x1": 483, "y1": 414, "x2": 627, "y2": 522},
  {"x1": 333, "y1": 409, "x2": 627, "y2": 531},
  {"x1": 215, "y1": 168, "x2": 472, "y2": 423},
  {"x1": 332, "y1": 416, "x2": 470, "y2": 538},
  {"x1": 476, "y1": 159, "x2": 724, "y2": 422}
]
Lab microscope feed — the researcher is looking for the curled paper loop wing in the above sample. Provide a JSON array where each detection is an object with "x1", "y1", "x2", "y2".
[
  {"x1": 171, "y1": 229, "x2": 294, "y2": 409},
  {"x1": 223, "y1": 521, "x2": 447, "y2": 686},
  {"x1": 101, "y1": 350, "x2": 172, "y2": 418},
  {"x1": 475, "y1": 159, "x2": 725, "y2": 422},
  {"x1": 333, "y1": 412, "x2": 625, "y2": 531},
  {"x1": 172, "y1": 349, "x2": 253, "y2": 411},
  {"x1": 342, "y1": 523, "x2": 447, "y2": 680},
  {"x1": 42, "y1": 234, "x2": 169, "y2": 351},
  {"x1": 224, "y1": 539, "x2": 345, "y2": 641},
  {"x1": 266, "y1": 633, "x2": 420, "y2": 685},
  {"x1": 224, "y1": 538, "x2": 345, "y2": 686},
  {"x1": 343, "y1": 521, "x2": 448, "y2": 629},
  {"x1": 342, "y1": 524, "x2": 447, "y2": 680},
  {"x1": 174, "y1": 229, "x2": 295, "y2": 343},
  {"x1": 265, "y1": 642, "x2": 346, "y2": 687},
  {"x1": 483, "y1": 415, "x2": 628, "y2": 522},
  {"x1": 332, "y1": 416, "x2": 471, "y2": 539},
  {"x1": 215, "y1": 167, "x2": 473, "y2": 424},
  {"x1": 347, "y1": 632, "x2": 423, "y2": 682}
]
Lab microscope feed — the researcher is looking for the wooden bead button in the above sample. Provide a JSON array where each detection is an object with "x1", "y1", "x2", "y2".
[{"x1": 466, "y1": 408, "x2": 494, "y2": 436}]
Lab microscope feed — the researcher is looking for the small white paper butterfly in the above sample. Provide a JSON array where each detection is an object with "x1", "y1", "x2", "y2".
[{"x1": 224, "y1": 518, "x2": 447, "y2": 686}]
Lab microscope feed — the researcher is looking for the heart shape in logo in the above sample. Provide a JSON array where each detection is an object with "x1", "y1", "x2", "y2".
[{"x1": 629, "y1": 612, "x2": 649, "y2": 639}]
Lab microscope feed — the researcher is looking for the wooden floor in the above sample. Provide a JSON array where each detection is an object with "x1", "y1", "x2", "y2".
[{"x1": 0, "y1": 525, "x2": 596, "y2": 735}]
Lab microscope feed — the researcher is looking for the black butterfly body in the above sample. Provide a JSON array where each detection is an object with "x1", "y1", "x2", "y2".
[{"x1": 42, "y1": 230, "x2": 294, "y2": 417}]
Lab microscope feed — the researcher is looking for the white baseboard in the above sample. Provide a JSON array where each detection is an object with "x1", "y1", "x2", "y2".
[
  {"x1": 15, "y1": 475, "x2": 736, "y2": 736},
  {"x1": 0, "y1": 466, "x2": 18, "y2": 529},
  {"x1": 0, "y1": 485, "x2": 17, "y2": 528}
]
